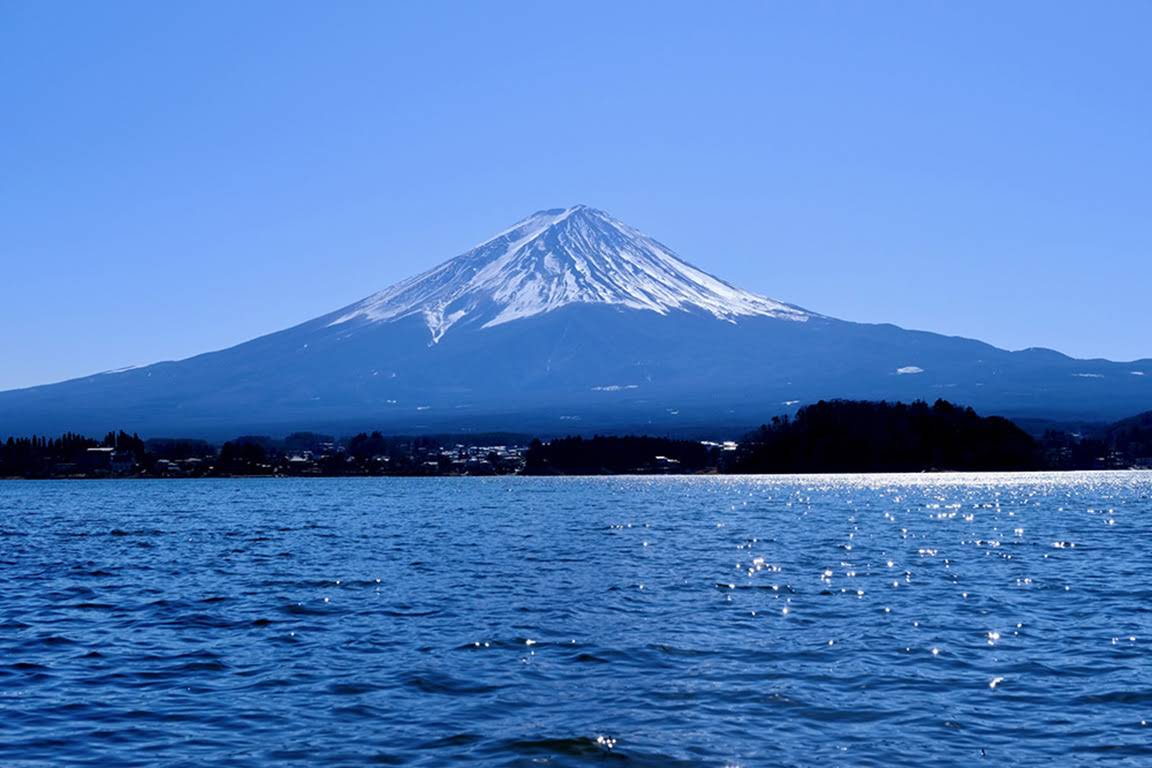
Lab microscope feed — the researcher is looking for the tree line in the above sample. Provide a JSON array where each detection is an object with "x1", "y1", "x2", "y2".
[
  {"x1": 2, "y1": 399, "x2": 1149, "y2": 477},
  {"x1": 729, "y1": 399, "x2": 1040, "y2": 473},
  {"x1": 524, "y1": 435, "x2": 716, "y2": 474},
  {"x1": 1, "y1": 431, "x2": 146, "y2": 477}
]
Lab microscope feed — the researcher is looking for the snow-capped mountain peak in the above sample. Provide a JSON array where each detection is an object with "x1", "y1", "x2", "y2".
[{"x1": 329, "y1": 205, "x2": 810, "y2": 342}]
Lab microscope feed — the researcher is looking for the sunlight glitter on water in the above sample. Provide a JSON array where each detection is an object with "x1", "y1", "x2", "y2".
[{"x1": 0, "y1": 471, "x2": 1150, "y2": 766}]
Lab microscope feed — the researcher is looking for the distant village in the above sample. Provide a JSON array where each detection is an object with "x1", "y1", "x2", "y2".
[
  {"x1": 2, "y1": 399, "x2": 1150, "y2": 479},
  {"x1": 0, "y1": 429, "x2": 743, "y2": 479},
  {"x1": 1, "y1": 432, "x2": 525, "y2": 479}
]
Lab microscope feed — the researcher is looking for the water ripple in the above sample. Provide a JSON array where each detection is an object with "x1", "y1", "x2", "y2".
[{"x1": 0, "y1": 472, "x2": 1149, "y2": 765}]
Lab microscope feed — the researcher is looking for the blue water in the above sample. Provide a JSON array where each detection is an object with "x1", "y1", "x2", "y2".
[{"x1": 1, "y1": 474, "x2": 1150, "y2": 766}]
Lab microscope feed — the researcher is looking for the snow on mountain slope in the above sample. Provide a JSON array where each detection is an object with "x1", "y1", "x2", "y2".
[{"x1": 329, "y1": 205, "x2": 810, "y2": 342}]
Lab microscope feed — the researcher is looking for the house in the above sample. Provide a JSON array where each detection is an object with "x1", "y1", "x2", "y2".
[
  {"x1": 110, "y1": 451, "x2": 136, "y2": 474},
  {"x1": 83, "y1": 447, "x2": 115, "y2": 472},
  {"x1": 83, "y1": 447, "x2": 136, "y2": 474}
]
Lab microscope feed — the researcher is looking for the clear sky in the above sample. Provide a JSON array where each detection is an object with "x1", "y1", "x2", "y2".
[{"x1": 3, "y1": 1, "x2": 1151, "y2": 390}]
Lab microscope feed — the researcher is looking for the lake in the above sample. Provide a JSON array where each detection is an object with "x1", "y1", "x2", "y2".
[{"x1": 1, "y1": 474, "x2": 1149, "y2": 766}]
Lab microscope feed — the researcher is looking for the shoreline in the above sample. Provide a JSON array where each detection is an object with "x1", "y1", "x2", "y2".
[{"x1": 3, "y1": 467, "x2": 1148, "y2": 481}]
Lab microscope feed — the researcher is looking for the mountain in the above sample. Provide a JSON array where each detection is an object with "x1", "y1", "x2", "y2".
[
  {"x1": 329, "y1": 205, "x2": 811, "y2": 339},
  {"x1": 1, "y1": 205, "x2": 1149, "y2": 437}
]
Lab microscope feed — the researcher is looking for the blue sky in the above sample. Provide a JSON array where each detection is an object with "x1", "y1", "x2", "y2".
[{"x1": 3, "y1": 1, "x2": 1151, "y2": 390}]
